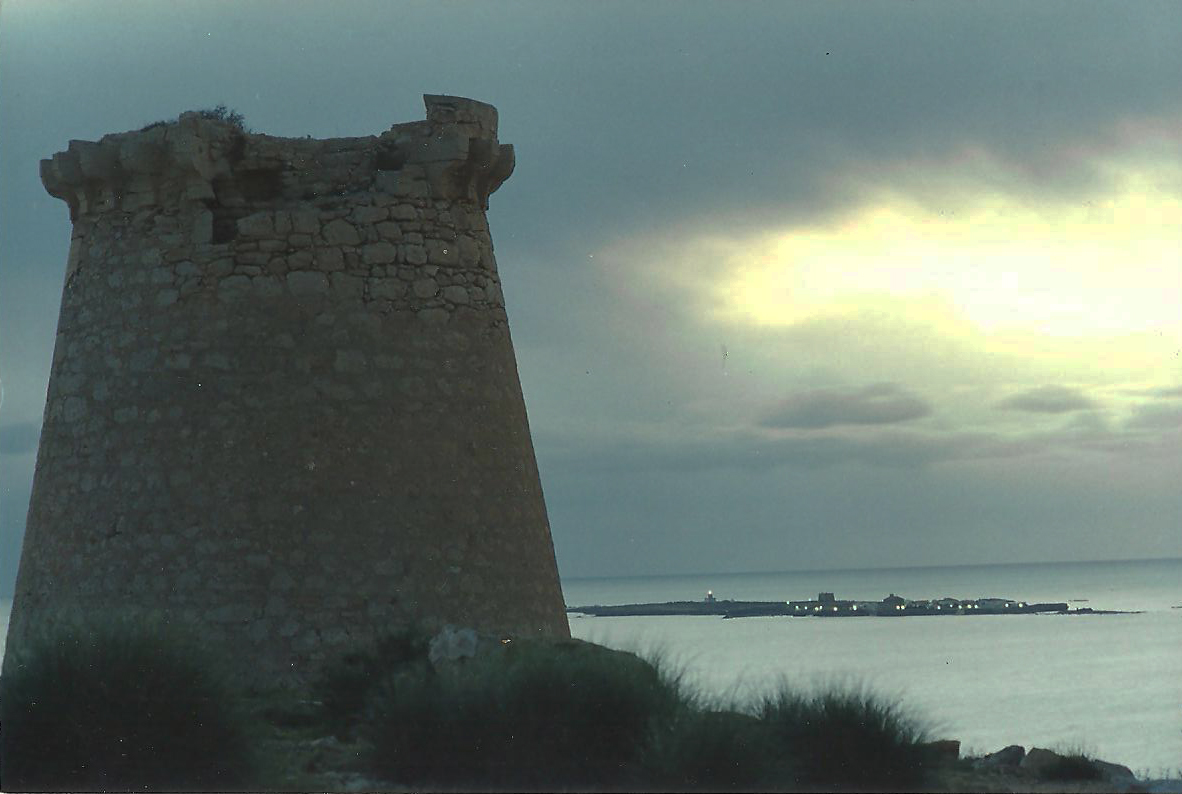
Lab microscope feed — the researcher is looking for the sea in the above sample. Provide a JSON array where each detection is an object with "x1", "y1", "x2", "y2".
[
  {"x1": 2, "y1": 557, "x2": 1179, "y2": 775},
  {"x1": 562, "y1": 557, "x2": 1182, "y2": 776}
]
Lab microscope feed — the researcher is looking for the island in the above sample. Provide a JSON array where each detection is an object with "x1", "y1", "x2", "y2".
[{"x1": 565, "y1": 591, "x2": 1117, "y2": 619}]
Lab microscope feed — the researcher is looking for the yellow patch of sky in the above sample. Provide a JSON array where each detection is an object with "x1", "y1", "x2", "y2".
[{"x1": 719, "y1": 174, "x2": 1181, "y2": 343}]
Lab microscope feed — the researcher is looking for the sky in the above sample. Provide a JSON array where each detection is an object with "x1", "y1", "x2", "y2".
[{"x1": 0, "y1": 1, "x2": 1179, "y2": 593}]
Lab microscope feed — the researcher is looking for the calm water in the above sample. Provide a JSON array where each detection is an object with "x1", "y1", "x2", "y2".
[
  {"x1": 2, "y1": 558, "x2": 1179, "y2": 774},
  {"x1": 564, "y1": 558, "x2": 1182, "y2": 775}
]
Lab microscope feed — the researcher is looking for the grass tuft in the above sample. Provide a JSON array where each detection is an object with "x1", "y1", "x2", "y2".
[
  {"x1": 759, "y1": 682, "x2": 933, "y2": 791},
  {"x1": 0, "y1": 609, "x2": 264, "y2": 791},
  {"x1": 642, "y1": 707, "x2": 785, "y2": 791}
]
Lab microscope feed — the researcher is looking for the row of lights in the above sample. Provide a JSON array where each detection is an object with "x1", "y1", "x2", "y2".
[{"x1": 789, "y1": 600, "x2": 1028, "y2": 612}]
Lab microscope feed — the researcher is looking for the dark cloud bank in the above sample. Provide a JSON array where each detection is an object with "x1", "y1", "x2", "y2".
[
  {"x1": 761, "y1": 383, "x2": 932, "y2": 429},
  {"x1": 997, "y1": 385, "x2": 1096, "y2": 414}
]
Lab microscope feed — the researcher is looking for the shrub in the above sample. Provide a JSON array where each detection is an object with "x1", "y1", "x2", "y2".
[
  {"x1": 0, "y1": 610, "x2": 262, "y2": 791},
  {"x1": 310, "y1": 624, "x2": 431, "y2": 740},
  {"x1": 140, "y1": 104, "x2": 248, "y2": 132},
  {"x1": 758, "y1": 683, "x2": 932, "y2": 791},
  {"x1": 195, "y1": 104, "x2": 247, "y2": 129},
  {"x1": 642, "y1": 707, "x2": 785, "y2": 791},
  {"x1": 361, "y1": 638, "x2": 688, "y2": 789}
]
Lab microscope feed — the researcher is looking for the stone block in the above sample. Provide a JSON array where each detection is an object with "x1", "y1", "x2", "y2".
[
  {"x1": 218, "y1": 274, "x2": 253, "y2": 299},
  {"x1": 375, "y1": 222, "x2": 403, "y2": 241},
  {"x1": 289, "y1": 210, "x2": 320, "y2": 235},
  {"x1": 237, "y1": 212, "x2": 274, "y2": 238},
  {"x1": 457, "y1": 235, "x2": 481, "y2": 264},
  {"x1": 273, "y1": 211, "x2": 293, "y2": 236},
  {"x1": 369, "y1": 277, "x2": 405, "y2": 301},
  {"x1": 322, "y1": 218, "x2": 361, "y2": 246},
  {"x1": 236, "y1": 251, "x2": 271, "y2": 267},
  {"x1": 402, "y1": 244, "x2": 427, "y2": 265},
  {"x1": 192, "y1": 210, "x2": 214, "y2": 244},
  {"x1": 412, "y1": 278, "x2": 438, "y2": 299},
  {"x1": 442, "y1": 285, "x2": 470, "y2": 305},
  {"x1": 287, "y1": 271, "x2": 329, "y2": 296},
  {"x1": 329, "y1": 273, "x2": 365, "y2": 299},
  {"x1": 350, "y1": 205, "x2": 387, "y2": 225},
  {"x1": 426, "y1": 239, "x2": 458, "y2": 266},
  {"x1": 313, "y1": 248, "x2": 344, "y2": 271},
  {"x1": 362, "y1": 241, "x2": 398, "y2": 265}
]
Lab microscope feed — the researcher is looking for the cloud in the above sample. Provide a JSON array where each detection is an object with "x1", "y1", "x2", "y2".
[
  {"x1": 1125, "y1": 404, "x2": 1182, "y2": 431},
  {"x1": 759, "y1": 383, "x2": 931, "y2": 430},
  {"x1": 0, "y1": 422, "x2": 41, "y2": 456},
  {"x1": 997, "y1": 385, "x2": 1096, "y2": 414}
]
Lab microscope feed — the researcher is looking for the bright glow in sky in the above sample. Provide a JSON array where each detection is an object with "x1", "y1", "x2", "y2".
[{"x1": 719, "y1": 167, "x2": 1182, "y2": 342}]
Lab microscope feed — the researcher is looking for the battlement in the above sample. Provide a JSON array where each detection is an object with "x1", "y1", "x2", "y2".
[{"x1": 40, "y1": 94, "x2": 515, "y2": 222}]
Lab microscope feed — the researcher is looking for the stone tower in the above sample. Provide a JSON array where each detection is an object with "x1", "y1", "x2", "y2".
[{"x1": 5, "y1": 95, "x2": 570, "y2": 683}]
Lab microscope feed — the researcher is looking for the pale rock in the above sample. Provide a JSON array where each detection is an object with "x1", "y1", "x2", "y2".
[{"x1": 428, "y1": 625, "x2": 479, "y2": 666}]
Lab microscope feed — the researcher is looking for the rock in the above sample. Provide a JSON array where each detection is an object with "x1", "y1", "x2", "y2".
[
  {"x1": 287, "y1": 271, "x2": 328, "y2": 296},
  {"x1": 1020, "y1": 747, "x2": 1103, "y2": 781},
  {"x1": 1093, "y1": 759, "x2": 1136, "y2": 783},
  {"x1": 442, "y1": 285, "x2": 470, "y2": 305},
  {"x1": 1019, "y1": 747, "x2": 1060, "y2": 776},
  {"x1": 322, "y1": 218, "x2": 361, "y2": 246},
  {"x1": 236, "y1": 211, "x2": 274, "y2": 238},
  {"x1": 411, "y1": 278, "x2": 438, "y2": 299},
  {"x1": 973, "y1": 744, "x2": 1025, "y2": 771},
  {"x1": 361, "y1": 241, "x2": 397, "y2": 265},
  {"x1": 920, "y1": 739, "x2": 960, "y2": 764},
  {"x1": 428, "y1": 625, "x2": 480, "y2": 666}
]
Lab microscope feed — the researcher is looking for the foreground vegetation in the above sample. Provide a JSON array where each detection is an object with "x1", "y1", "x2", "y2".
[
  {"x1": 0, "y1": 611, "x2": 265, "y2": 791},
  {"x1": 0, "y1": 614, "x2": 1139, "y2": 792}
]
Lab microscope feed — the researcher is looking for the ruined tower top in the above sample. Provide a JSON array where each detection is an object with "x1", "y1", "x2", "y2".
[{"x1": 41, "y1": 94, "x2": 514, "y2": 223}]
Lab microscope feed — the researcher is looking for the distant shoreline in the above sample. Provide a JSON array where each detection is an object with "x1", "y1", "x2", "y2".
[{"x1": 567, "y1": 595, "x2": 1140, "y2": 619}]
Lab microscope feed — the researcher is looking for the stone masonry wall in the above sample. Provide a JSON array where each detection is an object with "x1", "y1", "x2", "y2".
[{"x1": 5, "y1": 95, "x2": 570, "y2": 684}]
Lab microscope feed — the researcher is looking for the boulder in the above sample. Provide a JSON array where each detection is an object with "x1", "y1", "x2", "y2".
[
  {"x1": 1020, "y1": 747, "x2": 1103, "y2": 781},
  {"x1": 1093, "y1": 759, "x2": 1137, "y2": 784},
  {"x1": 973, "y1": 744, "x2": 1026, "y2": 771},
  {"x1": 427, "y1": 625, "x2": 481, "y2": 666}
]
